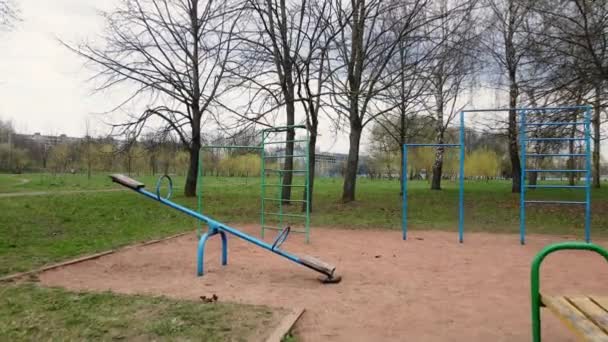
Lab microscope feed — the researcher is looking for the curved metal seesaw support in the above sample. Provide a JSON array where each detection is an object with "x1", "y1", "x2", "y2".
[{"x1": 110, "y1": 174, "x2": 341, "y2": 284}]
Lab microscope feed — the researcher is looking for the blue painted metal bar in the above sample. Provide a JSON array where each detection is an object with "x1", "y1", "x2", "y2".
[
  {"x1": 463, "y1": 106, "x2": 589, "y2": 113},
  {"x1": 520, "y1": 109, "x2": 527, "y2": 245},
  {"x1": 525, "y1": 138, "x2": 585, "y2": 141},
  {"x1": 109, "y1": 175, "x2": 338, "y2": 280},
  {"x1": 525, "y1": 200, "x2": 586, "y2": 205},
  {"x1": 526, "y1": 153, "x2": 585, "y2": 157},
  {"x1": 524, "y1": 122, "x2": 586, "y2": 126},
  {"x1": 525, "y1": 185, "x2": 586, "y2": 189},
  {"x1": 458, "y1": 111, "x2": 465, "y2": 243},
  {"x1": 526, "y1": 169, "x2": 586, "y2": 172},
  {"x1": 404, "y1": 143, "x2": 460, "y2": 147},
  {"x1": 585, "y1": 107, "x2": 592, "y2": 242}
]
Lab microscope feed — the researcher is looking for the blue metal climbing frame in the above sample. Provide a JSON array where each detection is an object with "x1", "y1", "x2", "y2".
[
  {"x1": 402, "y1": 105, "x2": 592, "y2": 245},
  {"x1": 518, "y1": 105, "x2": 592, "y2": 244}
]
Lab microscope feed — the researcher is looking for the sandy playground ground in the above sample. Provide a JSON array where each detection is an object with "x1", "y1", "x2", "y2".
[{"x1": 40, "y1": 226, "x2": 608, "y2": 341}]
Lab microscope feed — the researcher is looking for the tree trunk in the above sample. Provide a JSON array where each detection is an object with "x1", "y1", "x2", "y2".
[
  {"x1": 280, "y1": 87, "x2": 296, "y2": 203},
  {"x1": 508, "y1": 103, "x2": 521, "y2": 193},
  {"x1": 431, "y1": 145, "x2": 444, "y2": 190},
  {"x1": 593, "y1": 84, "x2": 601, "y2": 188},
  {"x1": 185, "y1": 116, "x2": 201, "y2": 197},
  {"x1": 342, "y1": 120, "x2": 362, "y2": 203}
]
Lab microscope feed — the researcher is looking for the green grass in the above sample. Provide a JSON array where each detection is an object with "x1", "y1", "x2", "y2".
[
  {"x1": 1, "y1": 173, "x2": 608, "y2": 276},
  {"x1": 0, "y1": 173, "x2": 118, "y2": 193},
  {"x1": 0, "y1": 283, "x2": 281, "y2": 341}
]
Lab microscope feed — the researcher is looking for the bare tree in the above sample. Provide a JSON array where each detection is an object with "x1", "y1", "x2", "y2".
[
  {"x1": 328, "y1": 0, "x2": 441, "y2": 202},
  {"x1": 423, "y1": 0, "x2": 478, "y2": 190},
  {"x1": 531, "y1": 0, "x2": 608, "y2": 188},
  {"x1": 238, "y1": 0, "x2": 308, "y2": 203},
  {"x1": 483, "y1": 0, "x2": 534, "y2": 193},
  {"x1": 0, "y1": 0, "x2": 20, "y2": 30},
  {"x1": 64, "y1": 0, "x2": 241, "y2": 196}
]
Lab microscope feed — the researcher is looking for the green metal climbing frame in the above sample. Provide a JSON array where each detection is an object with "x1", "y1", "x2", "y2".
[
  {"x1": 260, "y1": 125, "x2": 311, "y2": 243},
  {"x1": 197, "y1": 125, "x2": 311, "y2": 243}
]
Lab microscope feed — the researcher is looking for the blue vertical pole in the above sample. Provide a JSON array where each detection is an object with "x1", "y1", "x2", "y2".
[
  {"x1": 458, "y1": 111, "x2": 465, "y2": 243},
  {"x1": 584, "y1": 106, "x2": 592, "y2": 242},
  {"x1": 402, "y1": 144, "x2": 408, "y2": 240},
  {"x1": 519, "y1": 109, "x2": 527, "y2": 245}
]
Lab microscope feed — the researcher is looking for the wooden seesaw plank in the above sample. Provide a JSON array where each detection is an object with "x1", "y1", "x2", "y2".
[{"x1": 542, "y1": 295, "x2": 608, "y2": 342}]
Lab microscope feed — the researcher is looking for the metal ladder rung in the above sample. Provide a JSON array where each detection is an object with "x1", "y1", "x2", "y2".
[
  {"x1": 525, "y1": 185, "x2": 586, "y2": 189},
  {"x1": 525, "y1": 138, "x2": 585, "y2": 141},
  {"x1": 524, "y1": 200, "x2": 587, "y2": 205},
  {"x1": 263, "y1": 226, "x2": 306, "y2": 233},
  {"x1": 263, "y1": 212, "x2": 307, "y2": 219},
  {"x1": 524, "y1": 122, "x2": 586, "y2": 126},
  {"x1": 263, "y1": 198, "x2": 307, "y2": 203},
  {"x1": 265, "y1": 169, "x2": 308, "y2": 173},
  {"x1": 263, "y1": 139, "x2": 309, "y2": 145},
  {"x1": 526, "y1": 169, "x2": 586, "y2": 172},
  {"x1": 264, "y1": 184, "x2": 306, "y2": 188},
  {"x1": 526, "y1": 153, "x2": 586, "y2": 157},
  {"x1": 264, "y1": 155, "x2": 308, "y2": 159}
]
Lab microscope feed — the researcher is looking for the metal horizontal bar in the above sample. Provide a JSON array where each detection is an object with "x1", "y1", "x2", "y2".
[
  {"x1": 263, "y1": 198, "x2": 307, "y2": 203},
  {"x1": 524, "y1": 200, "x2": 587, "y2": 205},
  {"x1": 526, "y1": 185, "x2": 586, "y2": 189},
  {"x1": 526, "y1": 169, "x2": 587, "y2": 172},
  {"x1": 201, "y1": 145, "x2": 262, "y2": 149},
  {"x1": 262, "y1": 226, "x2": 306, "y2": 233},
  {"x1": 263, "y1": 139, "x2": 309, "y2": 145},
  {"x1": 265, "y1": 169, "x2": 307, "y2": 173},
  {"x1": 264, "y1": 184, "x2": 306, "y2": 188},
  {"x1": 462, "y1": 106, "x2": 590, "y2": 113},
  {"x1": 262, "y1": 125, "x2": 306, "y2": 132},
  {"x1": 404, "y1": 143, "x2": 461, "y2": 147},
  {"x1": 263, "y1": 212, "x2": 307, "y2": 218},
  {"x1": 526, "y1": 153, "x2": 586, "y2": 157},
  {"x1": 524, "y1": 122, "x2": 587, "y2": 126},
  {"x1": 264, "y1": 155, "x2": 307, "y2": 159},
  {"x1": 525, "y1": 138, "x2": 585, "y2": 142}
]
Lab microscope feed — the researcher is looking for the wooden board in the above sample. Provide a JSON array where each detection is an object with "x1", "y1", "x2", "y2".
[
  {"x1": 109, "y1": 174, "x2": 145, "y2": 190},
  {"x1": 542, "y1": 295, "x2": 608, "y2": 341}
]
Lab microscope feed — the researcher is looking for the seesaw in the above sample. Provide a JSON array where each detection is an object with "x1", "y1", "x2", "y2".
[{"x1": 110, "y1": 174, "x2": 341, "y2": 284}]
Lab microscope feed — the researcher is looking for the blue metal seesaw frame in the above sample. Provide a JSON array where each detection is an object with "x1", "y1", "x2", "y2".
[{"x1": 109, "y1": 174, "x2": 341, "y2": 284}]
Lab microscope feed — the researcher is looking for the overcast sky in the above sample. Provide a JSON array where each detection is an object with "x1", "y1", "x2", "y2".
[{"x1": 0, "y1": 1, "x2": 603, "y2": 157}]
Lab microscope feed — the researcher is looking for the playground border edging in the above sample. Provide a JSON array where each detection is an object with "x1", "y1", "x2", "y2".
[
  {"x1": 265, "y1": 307, "x2": 305, "y2": 342},
  {"x1": 0, "y1": 231, "x2": 192, "y2": 283}
]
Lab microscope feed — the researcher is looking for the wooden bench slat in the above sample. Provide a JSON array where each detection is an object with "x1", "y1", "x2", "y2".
[
  {"x1": 593, "y1": 297, "x2": 608, "y2": 314},
  {"x1": 542, "y1": 295, "x2": 608, "y2": 342},
  {"x1": 568, "y1": 297, "x2": 608, "y2": 334}
]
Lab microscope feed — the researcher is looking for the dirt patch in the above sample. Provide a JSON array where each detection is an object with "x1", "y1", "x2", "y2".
[{"x1": 40, "y1": 226, "x2": 608, "y2": 341}]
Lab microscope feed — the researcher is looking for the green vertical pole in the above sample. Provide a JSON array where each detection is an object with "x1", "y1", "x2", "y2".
[
  {"x1": 305, "y1": 127, "x2": 310, "y2": 243},
  {"x1": 260, "y1": 132, "x2": 266, "y2": 239},
  {"x1": 278, "y1": 171, "x2": 283, "y2": 228}
]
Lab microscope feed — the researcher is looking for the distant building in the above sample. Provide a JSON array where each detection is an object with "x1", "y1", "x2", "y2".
[{"x1": 16, "y1": 132, "x2": 82, "y2": 146}]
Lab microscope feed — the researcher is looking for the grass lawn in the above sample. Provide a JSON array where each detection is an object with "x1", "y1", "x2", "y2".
[
  {"x1": 1, "y1": 173, "x2": 608, "y2": 276},
  {"x1": 0, "y1": 283, "x2": 282, "y2": 341}
]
